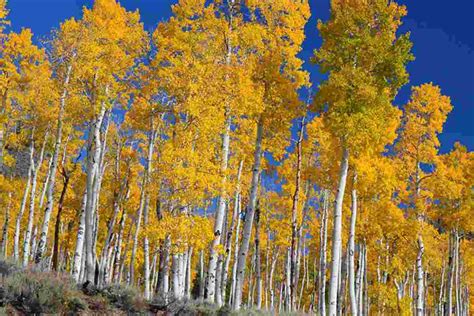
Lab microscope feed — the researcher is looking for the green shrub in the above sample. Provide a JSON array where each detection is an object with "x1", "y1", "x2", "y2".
[
  {"x1": 101, "y1": 284, "x2": 146, "y2": 312},
  {"x1": 3, "y1": 270, "x2": 86, "y2": 314},
  {"x1": 0, "y1": 258, "x2": 20, "y2": 277}
]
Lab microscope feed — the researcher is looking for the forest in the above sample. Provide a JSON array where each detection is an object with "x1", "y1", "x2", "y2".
[{"x1": 0, "y1": 0, "x2": 472, "y2": 315}]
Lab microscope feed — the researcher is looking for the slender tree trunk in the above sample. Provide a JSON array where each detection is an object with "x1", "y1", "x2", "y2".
[
  {"x1": 278, "y1": 281, "x2": 284, "y2": 312},
  {"x1": 338, "y1": 250, "x2": 349, "y2": 316},
  {"x1": 159, "y1": 235, "x2": 171, "y2": 300},
  {"x1": 185, "y1": 247, "x2": 193, "y2": 299},
  {"x1": 99, "y1": 141, "x2": 124, "y2": 280},
  {"x1": 206, "y1": 112, "x2": 231, "y2": 303},
  {"x1": 447, "y1": 231, "x2": 454, "y2": 316},
  {"x1": 215, "y1": 254, "x2": 224, "y2": 306},
  {"x1": 298, "y1": 238, "x2": 307, "y2": 311},
  {"x1": 416, "y1": 236, "x2": 425, "y2": 316},
  {"x1": 199, "y1": 249, "x2": 205, "y2": 301},
  {"x1": 0, "y1": 130, "x2": 4, "y2": 174},
  {"x1": 143, "y1": 127, "x2": 157, "y2": 299},
  {"x1": 357, "y1": 244, "x2": 365, "y2": 315},
  {"x1": 38, "y1": 157, "x2": 52, "y2": 209},
  {"x1": 1, "y1": 192, "x2": 12, "y2": 257},
  {"x1": 285, "y1": 247, "x2": 291, "y2": 310},
  {"x1": 229, "y1": 194, "x2": 242, "y2": 306},
  {"x1": 255, "y1": 205, "x2": 262, "y2": 309},
  {"x1": 14, "y1": 138, "x2": 34, "y2": 261},
  {"x1": 319, "y1": 189, "x2": 330, "y2": 316},
  {"x1": 84, "y1": 109, "x2": 105, "y2": 282},
  {"x1": 129, "y1": 178, "x2": 146, "y2": 286},
  {"x1": 52, "y1": 168, "x2": 70, "y2": 270},
  {"x1": 113, "y1": 209, "x2": 126, "y2": 284},
  {"x1": 328, "y1": 147, "x2": 350, "y2": 316},
  {"x1": 72, "y1": 192, "x2": 87, "y2": 281},
  {"x1": 248, "y1": 251, "x2": 255, "y2": 308},
  {"x1": 269, "y1": 250, "x2": 279, "y2": 311},
  {"x1": 233, "y1": 118, "x2": 263, "y2": 310},
  {"x1": 222, "y1": 160, "x2": 243, "y2": 304},
  {"x1": 349, "y1": 175, "x2": 358, "y2": 316},
  {"x1": 454, "y1": 230, "x2": 461, "y2": 316},
  {"x1": 35, "y1": 63, "x2": 72, "y2": 265},
  {"x1": 206, "y1": 0, "x2": 234, "y2": 300},
  {"x1": 290, "y1": 119, "x2": 304, "y2": 311},
  {"x1": 363, "y1": 247, "x2": 369, "y2": 316},
  {"x1": 22, "y1": 134, "x2": 47, "y2": 266}
]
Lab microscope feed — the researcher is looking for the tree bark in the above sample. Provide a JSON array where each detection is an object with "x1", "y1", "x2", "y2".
[
  {"x1": 319, "y1": 189, "x2": 330, "y2": 316},
  {"x1": 206, "y1": 112, "x2": 231, "y2": 303},
  {"x1": 14, "y1": 138, "x2": 34, "y2": 261},
  {"x1": 328, "y1": 147, "x2": 350, "y2": 316},
  {"x1": 290, "y1": 119, "x2": 304, "y2": 311},
  {"x1": 1, "y1": 192, "x2": 12, "y2": 257},
  {"x1": 269, "y1": 249, "x2": 279, "y2": 311},
  {"x1": 185, "y1": 247, "x2": 193, "y2": 299},
  {"x1": 52, "y1": 167, "x2": 70, "y2": 270},
  {"x1": 22, "y1": 134, "x2": 47, "y2": 267},
  {"x1": 112, "y1": 209, "x2": 126, "y2": 284},
  {"x1": 35, "y1": 63, "x2": 72, "y2": 265},
  {"x1": 229, "y1": 193, "x2": 242, "y2": 306},
  {"x1": 72, "y1": 192, "x2": 87, "y2": 281},
  {"x1": 222, "y1": 160, "x2": 244, "y2": 303},
  {"x1": 143, "y1": 127, "x2": 157, "y2": 299},
  {"x1": 206, "y1": 0, "x2": 234, "y2": 301},
  {"x1": 233, "y1": 118, "x2": 263, "y2": 310},
  {"x1": 83, "y1": 102, "x2": 107, "y2": 283},
  {"x1": 348, "y1": 174, "x2": 358, "y2": 316},
  {"x1": 255, "y1": 204, "x2": 262, "y2": 309}
]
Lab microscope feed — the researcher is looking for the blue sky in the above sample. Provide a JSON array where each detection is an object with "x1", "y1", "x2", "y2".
[{"x1": 8, "y1": 0, "x2": 474, "y2": 153}]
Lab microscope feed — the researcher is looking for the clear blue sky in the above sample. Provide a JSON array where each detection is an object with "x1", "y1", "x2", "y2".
[{"x1": 7, "y1": 0, "x2": 474, "y2": 153}]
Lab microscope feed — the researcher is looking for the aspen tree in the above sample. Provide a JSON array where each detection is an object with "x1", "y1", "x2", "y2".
[
  {"x1": 313, "y1": 1, "x2": 412, "y2": 313},
  {"x1": 233, "y1": 1, "x2": 310, "y2": 309}
]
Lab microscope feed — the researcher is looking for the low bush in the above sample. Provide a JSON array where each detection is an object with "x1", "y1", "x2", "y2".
[
  {"x1": 101, "y1": 284, "x2": 146, "y2": 312},
  {"x1": 0, "y1": 257, "x2": 20, "y2": 277},
  {"x1": 2, "y1": 270, "x2": 87, "y2": 314}
]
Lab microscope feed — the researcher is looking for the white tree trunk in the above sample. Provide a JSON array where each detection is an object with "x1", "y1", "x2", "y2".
[
  {"x1": 0, "y1": 129, "x2": 4, "y2": 173},
  {"x1": 233, "y1": 118, "x2": 263, "y2": 310},
  {"x1": 143, "y1": 127, "x2": 157, "y2": 299},
  {"x1": 290, "y1": 120, "x2": 304, "y2": 311},
  {"x1": 185, "y1": 247, "x2": 193, "y2": 299},
  {"x1": 229, "y1": 190, "x2": 242, "y2": 306},
  {"x1": 206, "y1": 112, "x2": 231, "y2": 303},
  {"x1": 14, "y1": 139, "x2": 34, "y2": 261},
  {"x1": 357, "y1": 244, "x2": 365, "y2": 314},
  {"x1": 269, "y1": 250, "x2": 279, "y2": 311},
  {"x1": 38, "y1": 156, "x2": 52, "y2": 209},
  {"x1": 113, "y1": 210, "x2": 126, "y2": 284},
  {"x1": 22, "y1": 135, "x2": 47, "y2": 267},
  {"x1": 199, "y1": 249, "x2": 205, "y2": 301},
  {"x1": 172, "y1": 253, "x2": 184, "y2": 299},
  {"x1": 215, "y1": 256, "x2": 224, "y2": 306},
  {"x1": 72, "y1": 192, "x2": 87, "y2": 281},
  {"x1": 328, "y1": 147, "x2": 350, "y2": 316},
  {"x1": 319, "y1": 189, "x2": 329, "y2": 316},
  {"x1": 454, "y1": 231, "x2": 461, "y2": 316},
  {"x1": 416, "y1": 237, "x2": 424, "y2": 316},
  {"x1": 84, "y1": 100, "x2": 107, "y2": 282},
  {"x1": 222, "y1": 160, "x2": 243, "y2": 303},
  {"x1": 348, "y1": 175, "x2": 358, "y2": 316},
  {"x1": 129, "y1": 175, "x2": 146, "y2": 285},
  {"x1": 255, "y1": 206, "x2": 262, "y2": 309},
  {"x1": 1, "y1": 192, "x2": 12, "y2": 257},
  {"x1": 35, "y1": 63, "x2": 72, "y2": 265}
]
